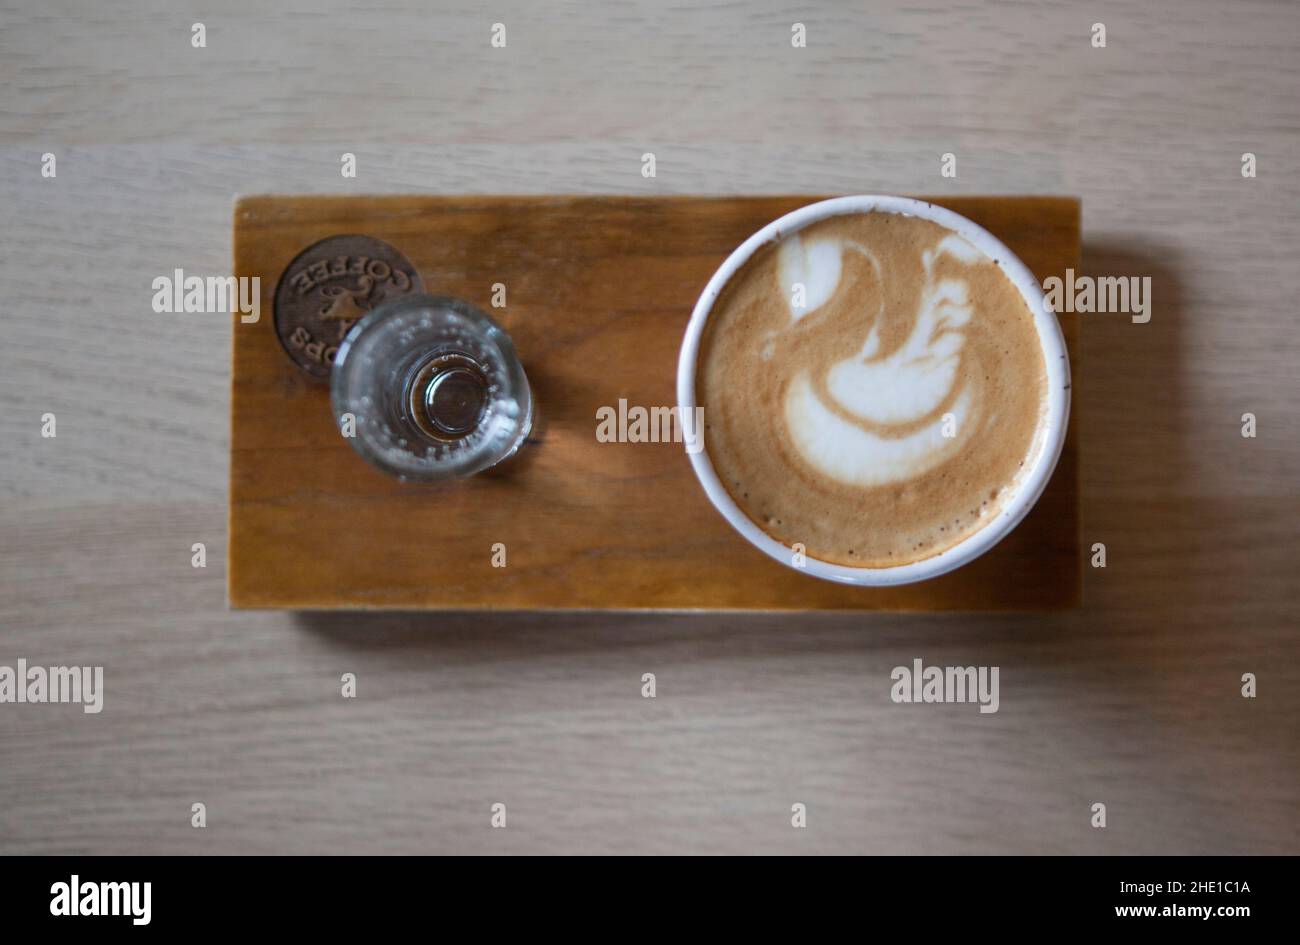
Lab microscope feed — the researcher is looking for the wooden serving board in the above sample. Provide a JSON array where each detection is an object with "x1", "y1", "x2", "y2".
[{"x1": 230, "y1": 195, "x2": 1080, "y2": 610}]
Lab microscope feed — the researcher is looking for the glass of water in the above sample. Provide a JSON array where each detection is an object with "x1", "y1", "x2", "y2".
[{"x1": 330, "y1": 294, "x2": 533, "y2": 481}]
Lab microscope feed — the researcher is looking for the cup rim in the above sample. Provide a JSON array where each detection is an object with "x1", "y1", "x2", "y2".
[{"x1": 676, "y1": 194, "x2": 1071, "y2": 586}]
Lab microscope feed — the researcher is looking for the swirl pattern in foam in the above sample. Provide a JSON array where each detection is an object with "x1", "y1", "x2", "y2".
[{"x1": 696, "y1": 211, "x2": 1048, "y2": 567}]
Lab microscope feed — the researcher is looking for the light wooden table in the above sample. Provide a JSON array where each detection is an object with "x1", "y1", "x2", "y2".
[{"x1": 1, "y1": 0, "x2": 1296, "y2": 854}]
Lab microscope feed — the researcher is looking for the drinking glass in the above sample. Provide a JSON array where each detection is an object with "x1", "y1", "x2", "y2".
[{"x1": 330, "y1": 294, "x2": 533, "y2": 481}]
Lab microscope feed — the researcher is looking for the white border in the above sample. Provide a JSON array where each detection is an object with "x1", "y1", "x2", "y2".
[{"x1": 676, "y1": 195, "x2": 1071, "y2": 586}]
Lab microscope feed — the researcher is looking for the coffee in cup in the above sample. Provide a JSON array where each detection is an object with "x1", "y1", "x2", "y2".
[{"x1": 681, "y1": 197, "x2": 1067, "y2": 582}]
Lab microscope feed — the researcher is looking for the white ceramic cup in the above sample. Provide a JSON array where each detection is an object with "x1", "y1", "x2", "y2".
[{"x1": 676, "y1": 195, "x2": 1070, "y2": 586}]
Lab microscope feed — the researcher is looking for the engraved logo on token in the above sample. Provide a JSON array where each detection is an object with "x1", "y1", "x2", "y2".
[{"x1": 273, "y1": 234, "x2": 423, "y2": 379}]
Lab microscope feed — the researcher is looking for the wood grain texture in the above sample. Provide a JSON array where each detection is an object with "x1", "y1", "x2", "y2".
[
  {"x1": 1, "y1": 0, "x2": 1297, "y2": 854},
  {"x1": 230, "y1": 194, "x2": 1080, "y2": 610}
]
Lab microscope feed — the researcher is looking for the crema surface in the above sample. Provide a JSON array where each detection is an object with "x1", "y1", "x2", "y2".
[{"x1": 696, "y1": 211, "x2": 1048, "y2": 567}]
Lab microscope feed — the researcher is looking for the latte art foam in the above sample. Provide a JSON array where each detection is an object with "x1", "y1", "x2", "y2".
[{"x1": 697, "y1": 211, "x2": 1048, "y2": 567}]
